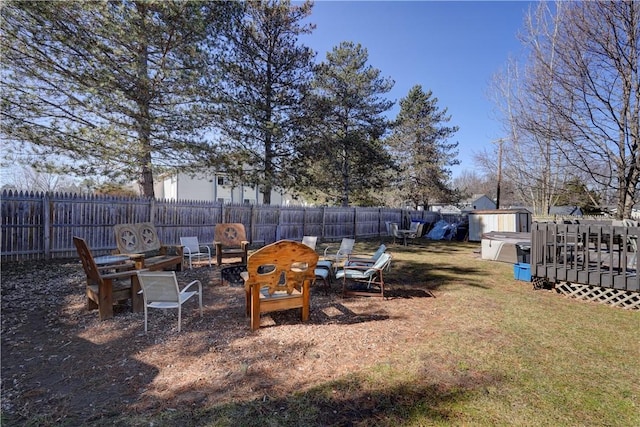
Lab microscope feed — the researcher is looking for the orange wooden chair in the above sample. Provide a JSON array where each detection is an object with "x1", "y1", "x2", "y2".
[{"x1": 241, "y1": 240, "x2": 318, "y2": 330}]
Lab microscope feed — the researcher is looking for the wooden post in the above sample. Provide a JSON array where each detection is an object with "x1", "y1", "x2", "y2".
[
  {"x1": 149, "y1": 198, "x2": 155, "y2": 224},
  {"x1": 321, "y1": 206, "x2": 326, "y2": 241},
  {"x1": 43, "y1": 192, "x2": 51, "y2": 260},
  {"x1": 353, "y1": 207, "x2": 357, "y2": 238}
]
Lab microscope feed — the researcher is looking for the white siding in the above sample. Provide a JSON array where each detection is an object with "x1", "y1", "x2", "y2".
[
  {"x1": 162, "y1": 176, "x2": 177, "y2": 200},
  {"x1": 177, "y1": 174, "x2": 214, "y2": 201},
  {"x1": 158, "y1": 172, "x2": 298, "y2": 205},
  {"x1": 468, "y1": 210, "x2": 531, "y2": 241}
]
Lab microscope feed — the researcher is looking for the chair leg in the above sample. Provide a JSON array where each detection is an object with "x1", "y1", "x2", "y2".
[
  {"x1": 98, "y1": 278, "x2": 114, "y2": 320},
  {"x1": 144, "y1": 306, "x2": 148, "y2": 334},
  {"x1": 177, "y1": 305, "x2": 181, "y2": 333},
  {"x1": 251, "y1": 287, "x2": 261, "y2": 331},
  {"x1": 131, "y1": 275, "x2": 143, "y2": 313}
]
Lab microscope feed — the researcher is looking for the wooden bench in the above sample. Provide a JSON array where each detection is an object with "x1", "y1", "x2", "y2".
[
  {"x1": 113, "y1": 223, "x2": 183, "y2": 271},
  {"x1": 214, "y1": 223, "x2": 249, "y2": 266}
]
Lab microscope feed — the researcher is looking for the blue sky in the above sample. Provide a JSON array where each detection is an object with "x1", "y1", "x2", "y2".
[{"x1": 300, "y1": 0, "x2": 533, "y2": 179}]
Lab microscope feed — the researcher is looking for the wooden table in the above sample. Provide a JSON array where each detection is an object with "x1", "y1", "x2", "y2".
[{"x1": 397, "y1": 229, "x2": 413, "y2": 246}]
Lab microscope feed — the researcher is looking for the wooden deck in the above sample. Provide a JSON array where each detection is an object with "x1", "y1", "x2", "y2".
[{"x1": 531, "y1": 222, "x2": 639, "y2": 292}]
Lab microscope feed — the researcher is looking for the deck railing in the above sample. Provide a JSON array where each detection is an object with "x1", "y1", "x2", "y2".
[{"x1": 531, "y1": 222, "x2": 639, "y2": 292}]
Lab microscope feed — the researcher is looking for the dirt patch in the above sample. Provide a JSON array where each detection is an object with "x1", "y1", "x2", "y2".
[{"x1": 1, "y1": 257, "x2": 443, "y2": 425}]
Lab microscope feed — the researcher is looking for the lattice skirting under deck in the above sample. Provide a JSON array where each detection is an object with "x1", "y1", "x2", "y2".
[{"x1": 554, "y1": 281, "x2": 640, "y2": 310}]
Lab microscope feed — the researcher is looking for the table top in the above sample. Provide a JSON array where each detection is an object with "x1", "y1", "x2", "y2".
[{"x1": 94, "y1": 255, "x2": 130, "y2": 266}]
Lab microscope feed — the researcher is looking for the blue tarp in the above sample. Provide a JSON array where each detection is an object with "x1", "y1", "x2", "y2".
[{"x1": 426, "y1": 220, "x2": 458, "y2": 241}]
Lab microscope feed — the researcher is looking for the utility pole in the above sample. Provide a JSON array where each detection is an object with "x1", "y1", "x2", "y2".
[{"x1": 493, "y1": 138, "x2": 506, "y2": 209}]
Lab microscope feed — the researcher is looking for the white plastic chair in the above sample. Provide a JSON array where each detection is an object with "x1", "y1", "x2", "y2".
[
  {"x1": 323, "y1": 238, "x2": 355, "y2": 265},
  {"x1": 180, "y1": 236, "x2": 212, "y2": 269},
  {"x1": 302, "y1": 235, "x2": 331, "y2": 293},
  {"x1": 301, "y1": 235, "x2": 318, "y2": 250},
  {"x1": 136, "y1": 271, "x2": 203, "y2": 333}
]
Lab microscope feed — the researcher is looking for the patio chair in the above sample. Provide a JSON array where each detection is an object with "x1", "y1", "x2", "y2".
[
  {"x1": 179, "y1": 236, "x2": 212, "y2": 269},
  {"x1": 214, "y1": 223, "x2": 249, "y2": 266},
  {"x1": 406, "y1": 222, "x2": 424, "y2": 244},
  {"x1": 346, "y1": 244, "x2": 387, "y2": 267},
  {"x1": 73, "y1": 236, "x2": 142, "y2": 320},
  {"x1": 241, "y1": 240, "x2": 318, "y2": 331},
  {"x1": 136, "y1": 270, "x2": 202, "y2": 333},
  {"x1": 323, "y1": 237, "x2": 355, "y2": 267},
  {"x1": 301, "y1": 235, "x2": 332, "y2": 293},
  {"x1": 301, "y1": 235, "x2": 318, "y2": 250},
  {"x1": 336, "y1": 252, "x2": 392, "y2": 298},
  {"x1": 389, "y1": 223, "x2": 403, "y2": 245}
]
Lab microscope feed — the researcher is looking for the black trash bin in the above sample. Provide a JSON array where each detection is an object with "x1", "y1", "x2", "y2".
[{"x1": 515, "y1": 243, "x2": 531, "y2": 264}]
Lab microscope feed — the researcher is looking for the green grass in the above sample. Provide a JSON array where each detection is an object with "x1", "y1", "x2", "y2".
[
  {"x1": 124, "y1": 240, "x2": 638, "y2": 426},
  {"x1": 20, "y1": 240, "x2": 640, "y2": 426}
]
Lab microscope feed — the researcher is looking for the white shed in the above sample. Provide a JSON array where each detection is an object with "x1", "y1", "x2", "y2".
[{"x1": 468, "y1": 209, "x2": 531, "y2": 242}]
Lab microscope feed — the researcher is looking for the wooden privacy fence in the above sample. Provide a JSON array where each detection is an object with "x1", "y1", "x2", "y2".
[{"x1": 1, "y1": 191, "x2": 462, "y2": 261}]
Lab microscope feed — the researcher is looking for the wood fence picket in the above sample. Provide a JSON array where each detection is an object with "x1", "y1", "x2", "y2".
[{"x1": 1, "y1": 190, "x2": 457, "y2": 261}]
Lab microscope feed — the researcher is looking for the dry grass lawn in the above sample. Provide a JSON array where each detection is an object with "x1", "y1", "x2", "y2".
[{"x1": 1, "y1": 239, "x2": 638, "y2": 426}]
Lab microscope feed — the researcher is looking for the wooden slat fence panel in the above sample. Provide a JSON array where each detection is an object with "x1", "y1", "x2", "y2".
[
  {"x1": 1, "y1": 190, "x2": 465, "y2": 261},
  {"x1": 323, "y1": 207, "x2": 355, "y2": 241},
  {"x1": 153, "y1": 199, "x2": 222, "y2": 246},
  {"x1": 278, "y1": 206, "x2": 306, "y2": 241},
  {"x1": 253, "y1": 205, "x2": 279, "y2": 245},
  {"x1": 300, "y1": 208, "x2": 324, "y2": 241},
  {"x1": 1, "y1": 191, "x2": 44, "y2": 260},
  {"x1": 355, "y1": 207, "x2": 382, "y2": 238}
]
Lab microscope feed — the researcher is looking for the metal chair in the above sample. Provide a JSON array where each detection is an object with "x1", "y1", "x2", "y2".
[
  {"x1": 336, "y1": 252, "x2": 392, "y2": 298},
  {"x1": 179, "y1": 236, "x2": 212, "y2": 269},
  {"x1": 136, "y1": 271, "x2": 202, "y2": 333}
]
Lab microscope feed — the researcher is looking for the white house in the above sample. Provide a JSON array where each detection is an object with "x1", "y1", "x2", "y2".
[
  {"x1": 429, "y1": 194, "x2": 496, "y2": 214},
  {"x1": 460, "y1": 194, "x2": 496, "y2": 212},
  {"x1": 154, "y1": 171, "x2": 299, "y2": 205}
]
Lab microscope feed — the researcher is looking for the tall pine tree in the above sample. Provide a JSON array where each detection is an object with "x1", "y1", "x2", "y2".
[
  {"x1": 386, "y1": 85, "x2": 459, "y2": 209},
  {"x1": 211, "y1": 0, "x2": 315, "y2": 205},
  {"x1": 1, "y1": 1, "x2": 237, "y2": 196},
  {"x1": 299, "y1": 41, "x2": 395, "y2": 207}
]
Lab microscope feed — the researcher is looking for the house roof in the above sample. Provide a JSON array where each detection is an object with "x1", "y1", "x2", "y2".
[
  {"x1": 549, "y1": 206, "x2": 583, "y2": 216},
  {"x1": 461, "y1": 194, "x2": 493, "y2": 205}
]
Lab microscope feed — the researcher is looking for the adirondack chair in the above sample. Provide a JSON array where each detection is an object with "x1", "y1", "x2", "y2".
[
  {"x1": 240, "y1": 240, "x2": 318, "y2": 331},
  {"x1": 73, "y1": 236, "x2": 143, "y2": 320},
  {"x1": 214, "y1": 223, "x2": 249, "y2": 266}
]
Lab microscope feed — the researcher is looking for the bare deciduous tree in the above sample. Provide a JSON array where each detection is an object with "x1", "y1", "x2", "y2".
[
  {"x1": 520, "y1": 1, "x2": 639, "y2": 219},
  {"x1": 487, "y1": 50, "x2": 569, "y2": 215},
  {"x1": 484, "y1": 1, "x2": 639, "y2": 219}
]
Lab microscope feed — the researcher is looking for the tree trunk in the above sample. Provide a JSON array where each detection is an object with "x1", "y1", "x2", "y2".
[{"x1": 136, "y1": 2, "x2": 154, "y2": 199}]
